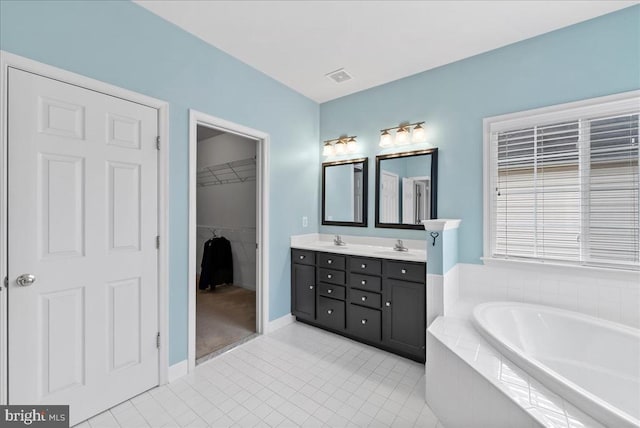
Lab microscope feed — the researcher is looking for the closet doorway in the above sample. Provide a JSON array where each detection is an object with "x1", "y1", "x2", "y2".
[{"x1": 188, "y1": 111, "x2": 269, "y2": 371}]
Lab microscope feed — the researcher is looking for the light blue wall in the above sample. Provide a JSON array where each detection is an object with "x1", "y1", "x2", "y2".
[
  {"x1": 405, "y1": 155, "x2": 431, "y2": 179},
  {"x1": 324, "y1": 164, "x2": 354, "y2": 221},
  {"x1": 0, "y1": 0, "x2": 320, "y2": 365},
  {"x1": 320, "y1": 5, "x2": 640, "y2": 264},
  {"x1": 425, "y1": 228, "x2": 458, "y2": 276}
]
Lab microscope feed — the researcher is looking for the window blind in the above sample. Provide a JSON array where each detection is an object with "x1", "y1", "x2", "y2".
[{"x1": 490, "y1": 110, "x2": 639, "y2": 269}]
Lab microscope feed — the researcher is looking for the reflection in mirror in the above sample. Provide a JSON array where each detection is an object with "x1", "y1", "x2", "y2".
[
  {"x1": 375, "y1": 149, "x2": 438, "y2": 230},
  {"x1": 322, "y1": 158, "x2": 368, "y2": 227}
]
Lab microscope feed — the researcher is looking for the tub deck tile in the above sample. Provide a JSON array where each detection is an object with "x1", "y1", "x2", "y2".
[{"x1": 427, "y1": 317, "x2": 605, "y2": 428}]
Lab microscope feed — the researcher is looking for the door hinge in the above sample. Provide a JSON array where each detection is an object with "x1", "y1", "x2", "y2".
[
  {"x1": 156, "y1": 332, "x2": 160, "y2": 349},
  {"x1": 156, "y1": 236, "x2": 160, "y2": 249},
  {"x1": 156, "y1": 136, "x2": 160, "y2": 150}
]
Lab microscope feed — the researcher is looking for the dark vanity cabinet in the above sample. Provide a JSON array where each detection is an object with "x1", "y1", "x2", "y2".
[
  {"x1": 291, "y1": 249, "x2": 426, "y2": 362},
  {"x1": 291, "y1": 250, "x2": 316, "y2": 321}
]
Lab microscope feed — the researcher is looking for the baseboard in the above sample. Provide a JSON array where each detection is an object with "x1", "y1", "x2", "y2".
[
  {"x1": 168, "y1": 360, "x2": 188, "y2": 382},
  {"x1": 266, "y1": 313, "x2": 294, "y2": 333}
]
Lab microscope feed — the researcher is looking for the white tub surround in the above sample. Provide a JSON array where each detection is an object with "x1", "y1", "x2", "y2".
[
  {"x1": 426, "y1": 316, "x2": 604, "y2": 428},
  {"x1": 290, "y1": 233, "x2": 426, "y2": 262},
  {"x1": 456, "y1": 262, "x2": 640, "y2": 328},
  {"x1": 473, "y1": 302, "x2": 640, "y2": 428},
  {"x1": 422, "y1": 219, "x2": 461, "y2": 325}
]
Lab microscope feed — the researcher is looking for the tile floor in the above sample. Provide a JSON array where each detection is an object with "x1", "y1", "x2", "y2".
[{"x1": 78, "y1": 322, "x2": 442, "y2": 428}]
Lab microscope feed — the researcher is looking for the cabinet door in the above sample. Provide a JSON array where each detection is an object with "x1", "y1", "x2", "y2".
[
  {"x1": 383, "y1": 279, "x2": 425, "y2": 360},
  {"x1": 292, "y1": 264, "x2": 316, "y2": 320}
]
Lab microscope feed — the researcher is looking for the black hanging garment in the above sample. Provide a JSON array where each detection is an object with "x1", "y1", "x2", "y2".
[{"x1": 199, "y1": 237, "x2": 233, "y2": 290}]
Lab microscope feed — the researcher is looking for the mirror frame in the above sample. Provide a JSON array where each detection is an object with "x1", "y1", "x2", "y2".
[
  {"x1": 375, "y1": 148, "x2": 438, "y2": 230},
  {"x1": 322, "y1": 157, "x2": 368, "y2": 227}
]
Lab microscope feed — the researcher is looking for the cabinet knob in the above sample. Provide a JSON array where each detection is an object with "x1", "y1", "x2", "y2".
[
  {"x1": 327, "y1": 309, "x2": 333, "y2": 315},
  {"x1": 385, "y1": 301, "x2": 391, "y2": 307},
  {"x1": 328, "y1": 259, "x2": 332, "y2": 264},
  {"x1": 361, "y1": 264, "x2": 366, "y2": 269},
  {"x1": 361, "y1": 280, "x2": 366, "y2": 285},
  {"x1": 327, "y1": 274, "x2": 332, "y2": 279},
  {"x1": 361, "y1": 296, "x2": 367, "y2": 302},
  {"x1": 401, "y1": 269, "x2": 407, "y2": 274},
  {"x1": 361, "y1": 319, "x2": 367, "y2": 325},
  {"x1": 299, "y1": 255, "x2": 305, "y2": 260},
  {"x1": 327, "y1": 289, "x2": 333, "y2": 294},
  {"x1": 309, "y1": 285, "x2": 314, "y2": 290}
]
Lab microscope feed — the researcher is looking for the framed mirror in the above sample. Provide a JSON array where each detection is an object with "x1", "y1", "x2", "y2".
[
  {"x1": 375, "y1": 148, "x2": 438, "y2": 229},
  {"x1": 322, "y1": 158, "x2": 368, "y2": 227}
]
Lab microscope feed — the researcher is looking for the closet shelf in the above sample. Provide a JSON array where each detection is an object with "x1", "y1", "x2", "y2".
[{"x1": 197, "y1": 157, "x2": 256, "y2": 187}]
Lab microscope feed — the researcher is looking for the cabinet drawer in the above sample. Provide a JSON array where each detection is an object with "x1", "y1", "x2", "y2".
[
  {"x1": 348, "y1": 304, "x2": 381, "y2": 343},
  {"x1": 350, "y1": 257, "x2": 382, "y2": 275},
  {"x1": 386, "y1": 261, "x2": 425, "y2": 283},
  {"x1": 317, "y1": 297, "x2": 345, "y2": 330},
  {"x1": 318, "y1": 253, "x2": 346, "y2": 270},
  {"x1": 319, "y1": 283, "x2": 345, "y2": 300},
  {"x1": 318, "y1": 268, "x2": 345, "y2": 285},
  {"x1": 349, "y1": 289, "x2": 381, "y2": 309},
  {"x1": 292, "y1": 249, "x2": 315, "y2": 266},
  {"x1": 350, "y1": 273, "x2": 381, "y2": 293}
]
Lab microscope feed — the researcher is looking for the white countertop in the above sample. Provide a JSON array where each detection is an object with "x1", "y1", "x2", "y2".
[{"x1": 291, "y1": 233, "x2": 427, "y2": 262}]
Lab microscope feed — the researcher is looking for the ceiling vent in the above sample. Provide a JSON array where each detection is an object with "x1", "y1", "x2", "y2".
[{"x1": 326, "y1": 68, "x2": 352, "y2": 84}]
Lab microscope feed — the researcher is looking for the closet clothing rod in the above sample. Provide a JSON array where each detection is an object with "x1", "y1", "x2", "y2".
[{"x1": 197, "y1": 224, "x2": 256, "y2": 232}]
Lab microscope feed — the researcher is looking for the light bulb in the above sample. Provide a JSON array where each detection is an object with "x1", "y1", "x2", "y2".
[
  {"x1": 379, "y1": 130, "x2": 393, "y2": 147},
  {"x1": 346, "y1": 137, "x2": 357, "y2": 153},
  {"x1": 322, "y1": 142, "x2": 334, "y2": 156},
  {"x1": 411, "y1": 123, "x2": 426, "y2": 143},
  {"x1": 395, "y1": 127, "x2": 409, "y2": 145},
  {"x1": 334, "y1": 140, "x2": 346, "y2": 154}
]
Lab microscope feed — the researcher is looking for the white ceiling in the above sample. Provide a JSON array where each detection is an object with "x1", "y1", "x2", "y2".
[{"x1": 136, "y1": 0, "x2": 637, "y2": 103}]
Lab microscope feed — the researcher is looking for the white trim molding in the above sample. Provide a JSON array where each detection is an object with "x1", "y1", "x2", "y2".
[
  {"x1": 0, "y1": 50, "x2": 171, "y2": 403},
  {"x1": 188, "y1": 109, "x2": 270, "y2": 373},
  {"x1": 168, "y1": 360, "x2": 189, "y2": 383},
  {"x1": 266, "y1": 314, "x2": 295, "y2": 333}
]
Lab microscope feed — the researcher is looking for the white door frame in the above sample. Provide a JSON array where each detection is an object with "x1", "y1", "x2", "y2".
[
  {"x1": 188, "y1": 109, "x2": 269, "y2": 372},
  {"x1": 0, "y1": 51, "x2": 171, "y2": 404}
]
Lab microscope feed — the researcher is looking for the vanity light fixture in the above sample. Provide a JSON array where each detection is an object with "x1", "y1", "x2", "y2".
[
  {"x1": 323, "y1": 135, "x2": 358, "y2": 156},
  {"x1": 411, "y1": 122, "x2": 427, "y2": 143},
  {"x1": 379, "y1": 121, "x2": 427, "y2": 147},
  {"x1": 395, "y1": 125, "x2": 410, "y2": 145},
  {"x1": 379, "y1": 130, "x2": 393, "y2": 147},
  {"x1": 322, "y1": 141, "x2": 335, "y2": 156},
  {"x1": 346, "y1": 137, "x2": 357, "y2": 153}
]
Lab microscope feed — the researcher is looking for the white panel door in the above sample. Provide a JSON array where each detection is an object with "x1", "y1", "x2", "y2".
[
  {"x1": 402, "y1": 177, "x2": 415, "y2": 224},
  {"x1": 380, "y1": 171, "x2": 399, "y2": 223},
  {"x1": 7, "y1": 68, "x2": 159, "y2": 425}
]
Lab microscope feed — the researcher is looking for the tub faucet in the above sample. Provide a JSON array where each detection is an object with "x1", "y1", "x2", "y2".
[
  {"x1": 393, "y1": 239, "x2": 408, "y2": 252},
  {"x1": 334, "y1": 235, "x2": 346, "y2": 246}
]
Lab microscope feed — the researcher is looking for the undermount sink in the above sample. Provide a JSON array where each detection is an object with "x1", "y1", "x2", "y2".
[
  {"x1": 315, "y1": 242, "x2": 348, "y2": 248},
  {"x1": 373, "y1": 250, "x2": 420, "y2": 258}
]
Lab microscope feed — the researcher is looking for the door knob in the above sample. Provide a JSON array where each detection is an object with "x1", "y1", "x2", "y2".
[{"x1": 16, "y1": 274, "x2": 36, "y2": 287}]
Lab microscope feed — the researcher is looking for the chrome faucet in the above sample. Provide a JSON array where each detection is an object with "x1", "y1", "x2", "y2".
[
  {"x1": 393, "y1": 239, "x2": 408, "y2": 252},
  {"x1": 334, "y1": 235, "x2": 346, "y2": 246}
]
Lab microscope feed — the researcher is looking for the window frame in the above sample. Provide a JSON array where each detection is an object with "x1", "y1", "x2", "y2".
[{"x1": 483, "y1": 90, "x2": 640, "y2": 270}]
